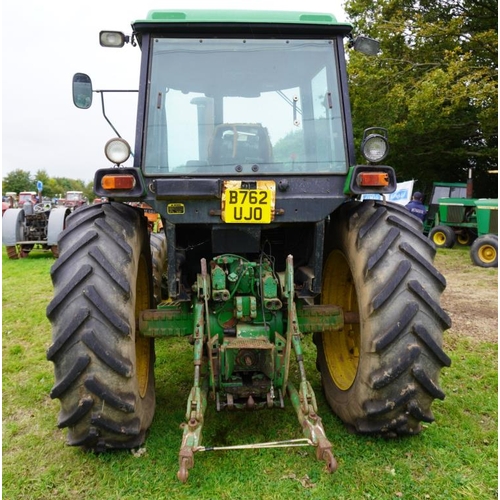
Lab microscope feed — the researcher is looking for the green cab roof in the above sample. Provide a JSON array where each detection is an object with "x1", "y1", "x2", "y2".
[{"x1": 134, "y1": 9, "x2": 349, "y2": 27}]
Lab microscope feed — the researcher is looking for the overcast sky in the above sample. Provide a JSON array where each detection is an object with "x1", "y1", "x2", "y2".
[{"x1": 2, "y1": 0, "x2": 347, "y2": 183}]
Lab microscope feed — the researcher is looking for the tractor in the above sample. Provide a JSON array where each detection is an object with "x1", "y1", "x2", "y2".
[
  {"x1": 423, "y1": 182, "x2": 467, "y2": 233},
  {"x1": 469, "y1": 198, "x2": 498, "y2": 267},
  {"x1": 427, "y1": 194, "x2": 498, "y2": 252},
  {"x1": 428, "y1": 197, "x2": 477, "y2": 248},
  {"x1": 46, "y1": 10, "x2": 451, "y2": 483},
  {"x1": 18, "y1": 191, "x2": 38, "y2": 207},
  {"x1": 60, "y1": 191, "x2": 88, "y2": 210},
  {"x1": 3, "y1": 199, "x2": 69, "y2": 259}
]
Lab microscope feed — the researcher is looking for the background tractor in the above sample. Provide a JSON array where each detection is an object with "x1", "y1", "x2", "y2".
[
  {"x1": 46, "y1": 10, "x2": 451, "y2": 483},
  {"x1": 2, "y1": 199, "x2": 69, "y2": 259},
  {"x1": 59, "y1": 190, "x2": 88, "y2": 210},
  {"x1": 423, "y1": 182, "x2": 467, "y2": 233},
  {"x1": 469, "y1": 198, "x2": 498, "y2": 267},
  {"x1": 3, "y1": 191, "x2": 18, "y2": 215},
  {"x1": 428, "y1": 197, "x2": 477, "y2": 248},
  {"x1": 17, "y1": 191, "x2": 38, "y2": 208},
  {"x1": 427, "y1": 194, "x2": 498, "y2": 252},
  {"x1": 423, "y1": 176, "x2": 497, "y2": 253}
]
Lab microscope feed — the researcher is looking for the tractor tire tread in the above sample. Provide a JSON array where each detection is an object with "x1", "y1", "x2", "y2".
[
  {"x1": 317, "y1": 200, "x2": 450, "y2": 437},
  {"x1": 46, "y1": 202, "x2": 155, "y2": 451}
]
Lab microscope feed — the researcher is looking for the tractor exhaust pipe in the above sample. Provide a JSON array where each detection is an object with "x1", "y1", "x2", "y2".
[{"x1": 466, "y1": 167, "x2": 473, "y2": 198}]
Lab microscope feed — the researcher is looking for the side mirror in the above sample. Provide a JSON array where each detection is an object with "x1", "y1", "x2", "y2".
[
  {"x1": 352, "y1": 36, "x2": 380, "y2": 56},
  {"x1": 72, "y1": 73, "x2": 93, "y2": 109}
]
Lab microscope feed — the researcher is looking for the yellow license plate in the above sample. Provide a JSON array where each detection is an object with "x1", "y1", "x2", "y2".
[{"x1": 222, "y1": 180, "x2": 276, "y2": 223}]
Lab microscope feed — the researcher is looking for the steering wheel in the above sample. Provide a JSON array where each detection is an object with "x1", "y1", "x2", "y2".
[{"x1": 34, "y1": 202, "x2": 52, "y2": 213}]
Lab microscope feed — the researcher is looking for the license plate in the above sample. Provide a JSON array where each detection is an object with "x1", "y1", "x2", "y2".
[{"x1": 222, "y1": 180, "x2": 276, "y2": 224}]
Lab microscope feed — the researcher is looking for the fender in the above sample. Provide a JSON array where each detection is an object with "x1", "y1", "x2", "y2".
[
  {"x1": 47, "y1": 207, "x2": 71, "y2": 245},
  {"x1": 2, "y1": 208, "x2": 25, "y2": 245}
]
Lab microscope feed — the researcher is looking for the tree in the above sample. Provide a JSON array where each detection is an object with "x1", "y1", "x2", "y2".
[
  {"x1": 345, "y1": 0, "x2": 497, "y2": 197},
  {"x1": 2, "y1": 169, "x2": 34, "y2": 194}
]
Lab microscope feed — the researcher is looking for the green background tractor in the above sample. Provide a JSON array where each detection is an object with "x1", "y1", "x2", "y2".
[
  {"x1": 424, "y1": 179, "x2": 497, "y2": 258},
  {"x1": 428, "y1": 197, "x2": 477, "y2": 248},
  {"x1": 423, "y1": 181, "x2": 473, "y2": 247},
  {"x1": 46, "y1": 10, "x2": 451, "y2": 482},
  {"x1": 469, "y1": 198, "x2": 498, "y2": 267}
]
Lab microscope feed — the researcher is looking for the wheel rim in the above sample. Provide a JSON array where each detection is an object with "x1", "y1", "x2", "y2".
[
  {"x1": 321, "y1": 250, "x2": 360, "y2": 391},
  {"x1": 478, "y1": 244, "x2": 496, "y2": 264},
  {"x1": 135, "y1": 254, "x2": 151, "y2": 398},
  {"x1": 457, "y1": 233, "x2": 470, "y2": 245},
  {"x1": 432, "y1": 231, "x2": 446, "y2": 246}
]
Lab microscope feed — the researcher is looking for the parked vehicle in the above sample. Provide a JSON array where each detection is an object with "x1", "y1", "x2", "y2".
[
  {"x1": 17, "y1": 191, "x2": 38, "y2": 207},
  {"x1": 60, "y1": 191, "x2": 88, "y2": 210},
  {"x1": 470, "y1": 199, "x2": 498, "y2": 267},
  {"x1": 423, "y1": 182, "x2": 467, "y2": 235},
  {"x1": 46, "y1": 9, "x2": 451, "y2": 482},
  {"x1": 2, "y1": 200, "x2": 69, "y2": 258},
  {"x1": 2, "y1": 194, "x2": 15, "y2": 215},
  {"x1": 428, "y1": 196, "x2": 477, "y2": 248}
]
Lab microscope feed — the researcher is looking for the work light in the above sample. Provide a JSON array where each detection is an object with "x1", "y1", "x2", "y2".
[
  {"x1": 104, "y1": 138, "x2": 131, "y2": 165},
  {"x1": 361, "y1": 128, "x2": 389, "y2": 163},
  {"x1": 99, "y1": 31, "x2": 127, "y2": 48}
]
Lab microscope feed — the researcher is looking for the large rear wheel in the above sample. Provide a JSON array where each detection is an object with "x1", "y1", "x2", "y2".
[
  {"x1": 46, "y1": 202, "x2": 156, "y2": 450},
  {"x1": 315, "y1": 201, "x2": 451, "y2": 436}
]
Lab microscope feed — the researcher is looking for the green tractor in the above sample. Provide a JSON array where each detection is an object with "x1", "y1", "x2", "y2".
[
  {"x1": 424, "y1": 178, "x2": 497, "y2": 254},
  {"x1": 428, "y1": 197, "x2": 477, "y2": 248},
  {"x1": 469, "y1": 199, "x2": 498, "y2": 267},
  {"x1": 427, "y1": 195, "x2": 498, "y2": 253},
  {"x1": 423, "y1": 181, "x2": 468, "y2": 234},
  {"x1": 46, "y1": 10, "x2": 451, "y2": 482},
  {"x1": 423, "y1": 181, "x2": 471, "y2": 247}
]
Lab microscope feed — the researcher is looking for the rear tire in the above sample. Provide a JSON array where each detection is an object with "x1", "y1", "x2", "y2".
[
  {"x1": 470, "y1": 235, "x2": 498, "y2": 267},
  {"x1": 5, "y1": 246, "x2": 19, "y2": 259},
  {"x1": 150, "y1": 232, "x2": 167, "y2": 304},
  {"x1": 46, "y1": 202, "x2": 156, "y2": 451},
  {"x1": 20, "y1": 244, "x2": 33, "y2": 258},
  {"x1": 315, "y1": 201, "x2": 451, "y2": 436},
  {"x1": 429, "y1": 225, "x2": 456, "y2": 248},
  {"x1": 456, "y1": 230, "x2": 474, "y2": 246}
]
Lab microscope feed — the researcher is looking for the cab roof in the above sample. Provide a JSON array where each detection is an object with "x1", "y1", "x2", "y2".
[
  {"x1": 137, "y1": 9, "x2": 345, "y2": 25},
  {"x1": 131, "y1": 9, "x2": 352, "y2": 38}
]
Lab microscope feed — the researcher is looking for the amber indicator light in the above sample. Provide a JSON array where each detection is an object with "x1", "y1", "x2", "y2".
[
  {"x1": 101, "y1": 174, "x2": 136, "y2": 190},
  {"x1": 356, "y1": 172, "x2": 389, "y2": 187}
]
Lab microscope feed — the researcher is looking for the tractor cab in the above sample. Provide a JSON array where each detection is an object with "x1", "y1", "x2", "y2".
[{"x1": 73, "y1": 10, "x2": 395, "y2": 297}]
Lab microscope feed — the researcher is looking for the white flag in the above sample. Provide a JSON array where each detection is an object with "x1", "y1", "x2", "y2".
[
  {"x1": 388, "y1": 180, "x2": 415, "y2": 205},
  {"x1": 360, "y1": 180, "x2": 415, "y2": 205}
]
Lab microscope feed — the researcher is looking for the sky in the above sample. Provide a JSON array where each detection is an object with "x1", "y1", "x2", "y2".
[{"x1": 2, "y1": 0, "x2": 348, "y2": 184}]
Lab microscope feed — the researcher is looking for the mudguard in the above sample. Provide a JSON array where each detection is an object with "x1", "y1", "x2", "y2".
[
  {"x1": 47, "y1": 207, "x2": 70, "y2": 245},
  {"x1": 2, "y1": 209, "x2": 25, "y2": 245}
]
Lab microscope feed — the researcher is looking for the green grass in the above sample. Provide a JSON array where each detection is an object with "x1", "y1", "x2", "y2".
[{"x1": 2, "y1": 247, "x2": 497, "y2": 499}]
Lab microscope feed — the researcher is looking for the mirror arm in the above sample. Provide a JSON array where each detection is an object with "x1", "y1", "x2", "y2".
[{"x1": 96, "y1": 89, "x2": 139, "y2": 157}]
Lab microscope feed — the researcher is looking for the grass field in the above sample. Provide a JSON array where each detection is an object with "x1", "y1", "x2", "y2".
[{"x1": 2, "y1": 246, "x2": 497, "y2": 499}]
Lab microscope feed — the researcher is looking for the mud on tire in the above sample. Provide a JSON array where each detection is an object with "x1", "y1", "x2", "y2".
[
  {"x1": 314, "y1": 200, "x2": 452, "y2": 436},
  {"x1": 46, "y1": 202, "x2": 156, "y2": 451}
]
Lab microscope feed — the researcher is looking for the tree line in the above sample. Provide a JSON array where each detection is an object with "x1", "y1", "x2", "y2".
[{"x1": 2, "y1": 169, "x2": 94, "y2": 202}]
